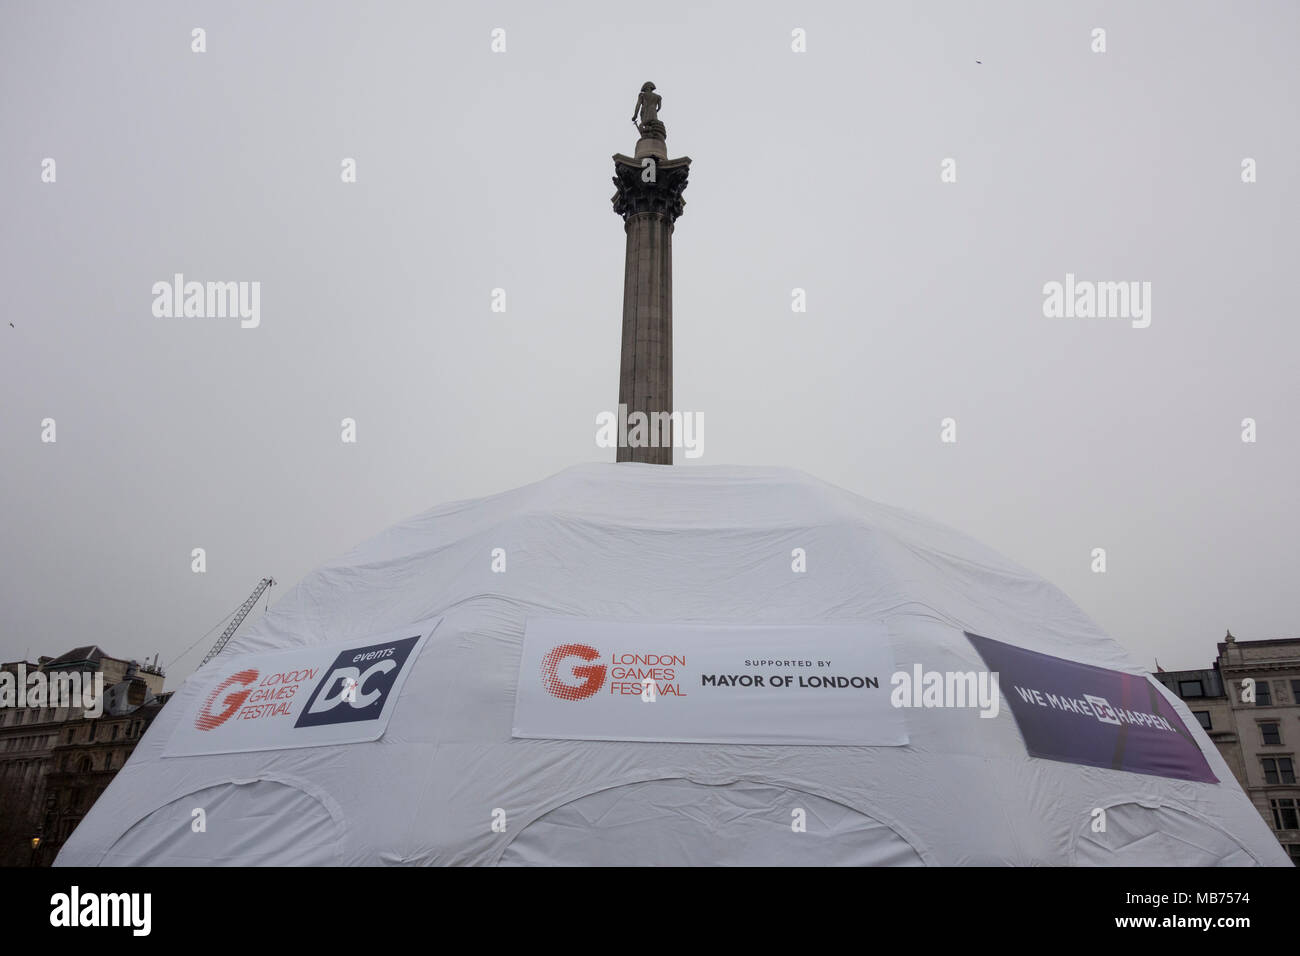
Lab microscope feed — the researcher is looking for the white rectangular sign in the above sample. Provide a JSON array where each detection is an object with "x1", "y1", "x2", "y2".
[
  {"x1": 163, "y1": 620, "x2": 438, "y2": 757},
  {"x1": 512, "y1": 618, "x2": 907, "y2": 746}
]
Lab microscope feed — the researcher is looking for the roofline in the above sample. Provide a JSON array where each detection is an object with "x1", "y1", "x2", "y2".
[{"x1": 1219, "y1": 637, "x2": 1299, "y2": 649}]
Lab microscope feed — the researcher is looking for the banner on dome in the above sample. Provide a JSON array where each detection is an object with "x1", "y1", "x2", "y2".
[
  {"x1": 512, "y1": 617, "x2": 906, "y2": 746},
  {"x1": 163, "y1": 620, "x2": 438, "y2": 757},
  {"x1": 966, "y1": 631, "x2": 1217, "y2": 783}
]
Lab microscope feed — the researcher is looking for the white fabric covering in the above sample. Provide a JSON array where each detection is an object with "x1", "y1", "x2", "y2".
[{"x1": 56, "y1": 463, "x2": 1290, "y2": 866}]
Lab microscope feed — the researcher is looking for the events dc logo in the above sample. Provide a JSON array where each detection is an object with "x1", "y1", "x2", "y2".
[
  {"x1": 1084, "y1": 694, "x2": 1121, "y2": 726},
  {"x1": 294, "y1": 635, "x2": 422, "y2": 727},
  {"x1": 541, "y1": 643, "x2": 606, "y2": 701}
]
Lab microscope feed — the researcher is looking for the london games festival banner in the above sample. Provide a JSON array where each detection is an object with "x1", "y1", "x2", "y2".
[
  {"x1": 164, "y1": 620, "x2": 438, "y2": 757},
  {"x1": 513, "y1": 617, "x2": 907, "y2": 746}
]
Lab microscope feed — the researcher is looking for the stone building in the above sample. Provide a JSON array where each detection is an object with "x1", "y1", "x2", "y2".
[
  {"x1": 1152, "y1": 665, "x2": 1247, "y2": 784},
  {"x1": 37, "y1": 692, "x2": 171, "y2": 864},
  {"x1": 1156, "y1": 632, "x2": 1300, "y2": 865},
  {"x1": 0, "y1": 646, "x2": 166, "y2": 866},
  {"x1": 0, "y1": 658, "x2": 56, "y2": 866}
]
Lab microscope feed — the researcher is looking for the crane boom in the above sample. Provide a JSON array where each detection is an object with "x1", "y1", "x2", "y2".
[{"x1": 200, "y1": 577, "x2": 275, "y2": 666}]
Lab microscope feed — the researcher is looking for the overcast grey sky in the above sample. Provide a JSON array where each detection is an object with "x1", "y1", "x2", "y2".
[{"x1": 2, "y1": 0, "x2": 1296, "y2": 685}]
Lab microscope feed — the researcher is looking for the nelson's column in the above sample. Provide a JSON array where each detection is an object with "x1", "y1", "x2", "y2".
[{"x1": 611, "y1": 82, "x2": 690, "y2": 464}]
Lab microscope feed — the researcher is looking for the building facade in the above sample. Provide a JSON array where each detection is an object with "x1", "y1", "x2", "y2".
[
  {"x1": 1156, "y1": 632, "x2": 1300, "y2": 865},
  {"x1": 37, "y1": 693, "x2": 169, "y2": 864},
  {"x1": 0, "y1": 646, "x2": 166, "y2": 866}
]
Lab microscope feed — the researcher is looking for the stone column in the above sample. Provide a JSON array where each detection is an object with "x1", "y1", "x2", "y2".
[{"x1": 611, "y1": 137, "x2": 690, "y2": 464}]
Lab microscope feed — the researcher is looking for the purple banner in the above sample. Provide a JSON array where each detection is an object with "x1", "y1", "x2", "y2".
[{"x1": 967, "y1": 632, "x2": 1217, "y2": 783}]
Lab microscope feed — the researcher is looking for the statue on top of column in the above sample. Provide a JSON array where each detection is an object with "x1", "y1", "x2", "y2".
[{"x1": 632, "y1": 82, "x2": 666, "y2": 141}]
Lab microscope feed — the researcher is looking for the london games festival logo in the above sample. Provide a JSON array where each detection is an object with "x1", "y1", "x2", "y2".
[
  {"x1": 541, "y1": 643, "x2": 688, "y2": 700},
  {"x1": 194, "y1": 636, "x2": 422, "y2": 730},
  {"x1": 541, "y1": 643, "x2": 607, "y2": 701}
]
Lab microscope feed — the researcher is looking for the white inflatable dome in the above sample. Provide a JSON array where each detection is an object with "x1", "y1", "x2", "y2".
[{"x1": 56, "y1": 464, "x2": 1290, "y2": 866}]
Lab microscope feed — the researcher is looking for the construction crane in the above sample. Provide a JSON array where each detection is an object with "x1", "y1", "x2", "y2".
[{"x1": 200, "y1": 577, "x2": 276, "y2": 667}]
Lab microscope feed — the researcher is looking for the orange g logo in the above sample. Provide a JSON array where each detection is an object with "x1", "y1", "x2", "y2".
[
  {"x1": 541, "y1": 644, "x2": 606, "y2": 701},
  {"x1": 195, "y1": 668, "x2": 259, "y2": 730}
]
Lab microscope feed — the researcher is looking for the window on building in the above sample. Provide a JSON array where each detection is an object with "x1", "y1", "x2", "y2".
[
  {"x1": 1263, "y1": 757, "x2": 1296, "y2": 785},
  {"x1": 1179, "y1": 679, "x2": 1205, "y2": 698},
  {"x1": 1257, "y1": 681, "x2": 1272, "y2": 706},
  {"x1": 1193, "y1": 711, "x2": 1212, "y2": 730},
  {"x1": 77, "y1": 756, "x2": 93, "y2": 774},
  {"x1": 1289, "y1": 845, "x2": 1300, "y2": 866},
  {"x1": 1271, "y1": 799, "x2": 1299, "y2": 831},
  {"x1": 111, "y1": 725, "x2": 118, "y2": 741},
  {"x1": 65, "y1": 729, "x2": 73, "y2": 743},
  {"x1": 1292, "y1": 679, "x2": 1300, "y2": 701},
  {"x1": 1262, "y1": 722, "x2": 1282, "y2": 746}
]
